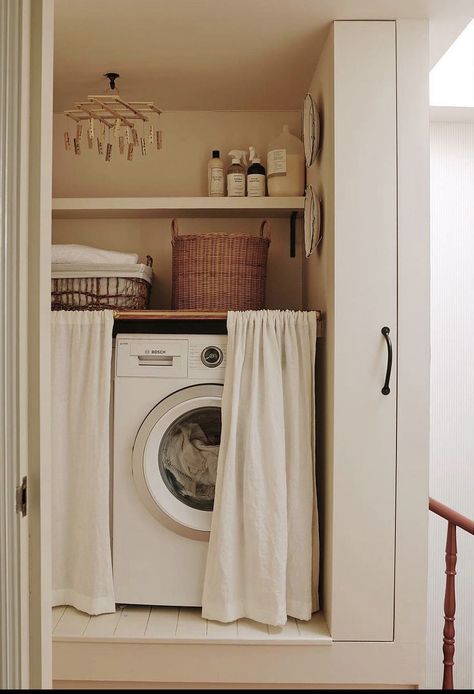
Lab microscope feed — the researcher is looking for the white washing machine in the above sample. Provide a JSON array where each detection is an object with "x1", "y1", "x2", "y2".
[{"x1": 113, "y1": 333, "x2": 227, "y2": 606}]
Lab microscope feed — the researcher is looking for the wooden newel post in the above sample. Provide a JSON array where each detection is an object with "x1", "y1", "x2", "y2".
[
  {"x1": 442, "y1": 522, "x2": 457, "y2": 690},
  {"x1": 430, "y1": 497, "x2": 474, "y2": 689}
]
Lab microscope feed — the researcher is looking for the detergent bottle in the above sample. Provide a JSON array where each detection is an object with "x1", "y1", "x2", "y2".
[
  {"x1": 247, "y1": 146, "x2": 266, "y2": 197},
  {"x1": 267, "y1": 125, "x2": 305, "y2": 196},
  {"x1": 207, "y1": 149, "x2": 225, "y2": 196},
  {"x1": 227, "y1": 150, "x2": 247, "y2": 197}
]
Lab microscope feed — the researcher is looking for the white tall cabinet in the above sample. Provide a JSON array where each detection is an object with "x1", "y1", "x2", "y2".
[
  {"x1": 303, "y1": 16, "x2": 429, "y2": 676},
  {"x1": 305, "y1": 21, "x2": 398, "y2": 642}
]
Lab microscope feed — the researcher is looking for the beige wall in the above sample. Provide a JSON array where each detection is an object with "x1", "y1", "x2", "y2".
[
  {"x1": 52, "y1": 111, "x2": 304, "y2": 310},
  {"x1": 53, "y1": 111, "x2": 303, "y2": 198},
  {"x1": 428, "y1": 121, "x2": 474, "y2": 690},
  {"x1": 53, "y1": 217, "x2": 303, "y2": 310},
  {"x1": 302, "y1": 27, "x2": 335, "y2": 632}
]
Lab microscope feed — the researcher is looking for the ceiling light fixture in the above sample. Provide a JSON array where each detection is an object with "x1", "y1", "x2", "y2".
[{"x1": 63, "y1": 73, "x2": 163, "y2": 161}]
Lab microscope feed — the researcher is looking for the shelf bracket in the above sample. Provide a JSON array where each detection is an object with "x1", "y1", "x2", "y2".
[{"x1": 290, "y1": 211, "x2": 298, "y2": 258}]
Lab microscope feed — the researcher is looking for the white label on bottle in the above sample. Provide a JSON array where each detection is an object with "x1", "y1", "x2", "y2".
[
  {"x1": 209, "y1": 168, "x2": 224, "y2": 196},
  {"x1": 227, "y1": 173, "x2": 245, "y2": 197},
  {"x1": 267, "y1": 148, "x2": 287, "y2": 176},
  {"x1": 247, "y1": 174, "x2": 266, "y2": 197}
]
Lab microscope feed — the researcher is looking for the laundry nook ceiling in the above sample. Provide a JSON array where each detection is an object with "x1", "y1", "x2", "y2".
[{"x1": 53, "y1": 0, "x2": 474, "y2": 112}]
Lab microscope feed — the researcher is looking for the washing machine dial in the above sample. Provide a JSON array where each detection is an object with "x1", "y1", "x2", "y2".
[{"x1": 201, "y1": 346, "x2": 223, "y2": 368}]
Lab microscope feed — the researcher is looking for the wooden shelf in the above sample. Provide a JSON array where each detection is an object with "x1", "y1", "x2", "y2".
[
  {"x1": 114, "y1": 309, "x2": 321, "y2": 321},
  {"x1": 52, "y1": 196, "x2": 305, "y2": 219},
  {"x1": 52, "y1": 605, "x2": 332, "y2": 645},
  {"x1": 114, "y1": 310, "x2": 228, "y2": 321},
  {"x1": 113, "y1": 310, "x2": 323, "y2": 336},
  {"x1": 52, "y1": 606, "x2": 332, "y2": 685}
]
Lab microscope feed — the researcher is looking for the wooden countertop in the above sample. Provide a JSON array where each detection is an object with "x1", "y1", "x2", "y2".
[{"x1": 113, "y1": 309, "x2": 322, "y2": 321}]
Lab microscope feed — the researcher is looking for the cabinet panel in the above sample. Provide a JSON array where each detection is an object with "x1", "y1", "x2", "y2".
[
  {"x1": 332, "y1": 20, "x2": 397, "y2": 640},
  {"x1": 305, "y1": 21, "x2": 397, "y2": 640}
]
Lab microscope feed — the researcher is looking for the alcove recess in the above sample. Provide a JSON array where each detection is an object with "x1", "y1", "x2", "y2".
[
  {"x1": 52, "y1": 110, "x2": 306, "y2": 311},
  {"x1": 51, "y1": 18, "x2": 429, "y2": 690}
]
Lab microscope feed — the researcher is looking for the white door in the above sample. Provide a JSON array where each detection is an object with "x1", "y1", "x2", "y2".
[
  {"x1": 0, "y1": 0, "x2": 53, "y2": 688},
  {"x1": 304, "y1": 21, "x2": 397, "y2": 640}
]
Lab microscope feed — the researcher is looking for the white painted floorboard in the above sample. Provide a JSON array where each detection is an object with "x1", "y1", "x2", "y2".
[
  {"x1": 268, "y1": 618, "x2": 300, "y2": 639},
  {"x1": 52, "y1": 606, "x2": 67, "y2": 630},
  {"x1": 176, "y1": 608, "x2": 208, "y2": 638},
  {"x1": 237, "y1": 618, "x2": 270, "y2": 639},
  {"x1": 206, "y1": 618, "x2": 239, "y2": 639},
  {"x1": 114, "y1": 606, "x2": 151, "y2": 638},
  {"x1": 54, "y1": 606, "x2": 91, "y2": 637},
  {"x1": 146, "y1": 607, "x2": 179, "y2": 638},
  {"x1": 52, "y1": 606, "x2": 331, "y2": 645},
  {"x1": 83, "y1": 608, "x2": 124, "y2": 638}
]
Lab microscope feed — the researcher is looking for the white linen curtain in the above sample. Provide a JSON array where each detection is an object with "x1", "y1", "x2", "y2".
[
  {"x1": 202, "y1": 310, "x2": 319, "y2": 626},
  {"x1": 51, "y1": 310, "x2": 115, "y2": 615}
]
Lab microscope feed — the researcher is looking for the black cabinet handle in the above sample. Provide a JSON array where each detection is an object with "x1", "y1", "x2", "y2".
[{"x1": 381, "y1": 327, "x2": 392, "y2": 395}]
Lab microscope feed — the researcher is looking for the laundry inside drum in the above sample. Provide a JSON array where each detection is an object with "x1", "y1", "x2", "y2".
[{"x1": 158, "y1": 406, "x2": 221, "y2": 512}]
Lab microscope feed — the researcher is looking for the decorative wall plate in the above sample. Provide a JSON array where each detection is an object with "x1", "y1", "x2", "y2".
[
  {"x1": 304, "y1": 184, "x2": 322, "y2": 258},
  {"x1": 303, "y1": 93, "x2": 320, "y2": 167}
]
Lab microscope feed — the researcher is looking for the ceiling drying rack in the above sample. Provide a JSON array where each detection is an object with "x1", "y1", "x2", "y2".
[{"x1": 63, "y1": 73, "x2": 163, "y2": 160}]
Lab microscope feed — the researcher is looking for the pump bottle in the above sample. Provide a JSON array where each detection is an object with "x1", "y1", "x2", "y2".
[
  {"x1": 227, "y1": 150, "x2": 247, "y2": 197},
  {"x1": 247, "y1": 146, "x2": 266, "y2": 197}
]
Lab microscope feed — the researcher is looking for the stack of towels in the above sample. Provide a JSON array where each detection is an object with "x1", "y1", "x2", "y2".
[
  {"x1": 51, "y1": 243, "x2": 152, "y2": 312},
  {"x1": 52, "y1": 244, "x2": 139, "y2": 265}
]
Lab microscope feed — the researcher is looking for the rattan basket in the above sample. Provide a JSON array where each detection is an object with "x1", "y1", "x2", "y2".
[
  {"x1": 51, "y1": 256, "x2": 153, "y2": 311},
  {"x1": 171, "y1": 219, "x2": 271, "y2": 311}
]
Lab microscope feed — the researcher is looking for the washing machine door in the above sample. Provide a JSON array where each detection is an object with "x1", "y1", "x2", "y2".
[{"x1": 132, "y1": 384, "x2": 222, "y2": 541}]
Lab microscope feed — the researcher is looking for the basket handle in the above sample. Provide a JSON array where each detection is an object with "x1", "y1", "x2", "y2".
[
  {"x1": 145, "y1": 255, "x2": 153, "y2": 267},
  {"x1": 259, "y1": 219, "x2": 271, "y2": 240},
  {"x1": 171, "y1": 218, "x2": 180, "y2": 242}
]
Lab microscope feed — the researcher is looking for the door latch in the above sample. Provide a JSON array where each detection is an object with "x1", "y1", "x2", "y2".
[{"x1": 16, "y1": 476, "x2": 27, "y2": 517}]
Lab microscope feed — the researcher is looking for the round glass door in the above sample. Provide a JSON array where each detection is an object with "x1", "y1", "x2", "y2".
[
  {"x1": 132, "y1": 384, "x2": 223, "y2": 541},
  {"x1": 159, "y1": 405, "x2": 220, "y2": 512}
]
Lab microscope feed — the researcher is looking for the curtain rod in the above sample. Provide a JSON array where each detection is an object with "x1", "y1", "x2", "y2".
[{"x1": 113, "y1": 310, "x2": 322, "y2": 321}]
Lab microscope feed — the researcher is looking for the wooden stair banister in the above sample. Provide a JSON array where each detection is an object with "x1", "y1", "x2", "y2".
[{"x1": 429, "y1": 497, "x2": 474, "y2": 690}]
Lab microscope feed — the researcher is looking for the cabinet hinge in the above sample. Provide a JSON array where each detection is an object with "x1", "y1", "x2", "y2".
[{"x1": 16, "y1": 476, "x2": 27, "y2": 517}]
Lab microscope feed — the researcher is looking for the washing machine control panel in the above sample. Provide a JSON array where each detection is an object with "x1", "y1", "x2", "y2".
[
  {"x1": 189, "y1": 338, "x2": 226, "y2": 378},
  {"x1": 115, "y1": 334, "x2": 227, "y2": 379}
]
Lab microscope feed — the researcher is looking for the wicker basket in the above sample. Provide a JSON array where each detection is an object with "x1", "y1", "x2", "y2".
[
  {"x1": 171, "y1": 219, "x2": 271, "y2": 311},
  {"x1": 51, "y1": 256, "x2": 153, "y2": 311}
]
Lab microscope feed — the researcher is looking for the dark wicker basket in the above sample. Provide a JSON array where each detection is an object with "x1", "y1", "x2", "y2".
[
  {"x1": 51, "y1": 256, "x2": 153, "y2": 311},
  {"x1": 171, "y1": 219, "x2": 271, "y2": 311}
]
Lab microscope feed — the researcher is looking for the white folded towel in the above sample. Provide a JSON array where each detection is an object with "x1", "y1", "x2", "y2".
[{"x1": 52, "y1": 244, "x2": 139, "y2": 265}]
